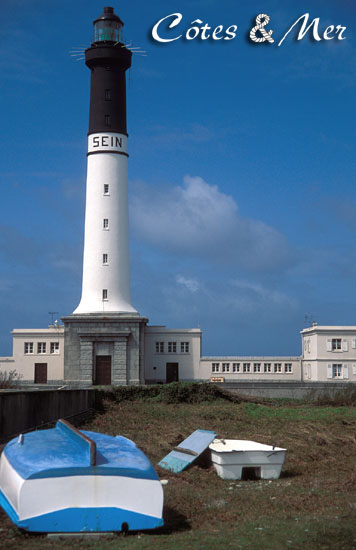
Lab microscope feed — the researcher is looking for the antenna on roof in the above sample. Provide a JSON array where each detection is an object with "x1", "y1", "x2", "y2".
[
  {"x1": 49, "y1": 312, "x2": 59, "y2": 325},
  {"x1": 304, "y1": 313, "x2": 315, "y2": 327}
]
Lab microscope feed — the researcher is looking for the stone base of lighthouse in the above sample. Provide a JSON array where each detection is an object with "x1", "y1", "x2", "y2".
[{"x1": 62, "y1": 313, "x2": 148, "y2": 386}]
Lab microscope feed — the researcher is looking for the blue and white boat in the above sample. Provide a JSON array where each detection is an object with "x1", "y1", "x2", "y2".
[{"x1": 0, "y1": 420, "x2": 164, "y2": 533}]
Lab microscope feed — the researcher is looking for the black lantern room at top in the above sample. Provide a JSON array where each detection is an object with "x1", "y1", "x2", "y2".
[{"x1": 93, "y1": 6, "x2": 124, "y2": 44}]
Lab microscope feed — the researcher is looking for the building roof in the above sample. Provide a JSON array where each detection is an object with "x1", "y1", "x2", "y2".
[
  {"x1": 11, "y1": 327, "x2": 64, "y2": 335},
  {"x1": 145, "y1": 326, "x2": 201, "y2": 334},
  {"x1": 201, "y1": 356, "x2": 301, "y2": 361},
  {"x1": 301, "y1": 325, "x2": 356, "y2": 334}
]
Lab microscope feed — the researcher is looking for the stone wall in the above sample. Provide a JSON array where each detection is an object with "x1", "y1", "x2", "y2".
[
  {"x1": 62, "y1": 313, "x2": 147, "y2": 385},
  {"x1": 222, "y1": 381, "x2": 356, "y2": 399}
]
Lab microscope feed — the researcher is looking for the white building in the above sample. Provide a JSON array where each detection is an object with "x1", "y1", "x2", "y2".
[
  {"x1": 1, "y1": 323, "x2": 356, "y2": 385},
  {"x1": 144, "y1": 327, "x2": 202, "y2": 383},
  {"x1": 0, "y1": 326, "x2": 64, "y2": 385},
  {"x1": 301, "y1": 324, "x2": 356, "y2": 381}
]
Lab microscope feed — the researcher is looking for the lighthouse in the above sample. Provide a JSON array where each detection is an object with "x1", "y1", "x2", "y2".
[
  {"x1": 63, "y1": 7, "x2": 147, "y2": 386},
  {"x1": 74, "y1": 6, "x2": 136, "y2": 314}
]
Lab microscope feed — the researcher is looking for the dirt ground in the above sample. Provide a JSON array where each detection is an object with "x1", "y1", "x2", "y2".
[{"x1": 1, "y1": 394, "x2": 356, "y2": 549}]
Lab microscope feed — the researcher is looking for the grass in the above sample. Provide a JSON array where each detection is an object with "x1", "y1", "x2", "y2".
[{"x1": 1, "y1": 384, "x2": 356, "y2": 549}]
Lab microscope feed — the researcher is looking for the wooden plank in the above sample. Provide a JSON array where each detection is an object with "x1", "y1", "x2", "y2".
[{"x1": 158, "y1": 429, "x2": 216, "y2": 473}]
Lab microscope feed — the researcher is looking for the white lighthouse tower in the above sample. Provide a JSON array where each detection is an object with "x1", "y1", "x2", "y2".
[
  {"x1": 73, "y1": 6, "x2": 136, "y2": 314},
  {"x1": 63, "y1": 7, "x2": 147, "y2": 387}
]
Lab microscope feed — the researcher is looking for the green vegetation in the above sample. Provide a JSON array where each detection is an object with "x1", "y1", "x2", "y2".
[
  {"x1": 1, "y1": 383, "x2": 356, "y2": 549},
  {"x1": 96, "y1": 381, "x2": 233, "y2": 404}
]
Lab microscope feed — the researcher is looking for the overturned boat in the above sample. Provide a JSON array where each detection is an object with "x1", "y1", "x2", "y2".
[
  {"x1": 209, "y1": 439, "x2": 287, "y2": 480},
  {"x1": 0, "y1": 420, "x2": 164, "y2": 533}
]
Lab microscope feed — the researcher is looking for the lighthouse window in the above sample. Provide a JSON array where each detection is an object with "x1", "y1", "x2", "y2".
[
  {"x1": 104, "y1": 184, "x2": 109, "y2": 195},
  {"x1": 105, "y1": 115, "x2": 110, "y2": 126},
  {"x1": 105, "y1": 89, "x2": 111, "y2": 101},
  {"x1": 103, "y1": 218, "x2": 109, "y2": 230},
  {"x1": 103, "y1": 254, "x2": 108, "y2": 265},
  {"x1": 102, "y1": 289, "x2": 108, "y2": 301}
]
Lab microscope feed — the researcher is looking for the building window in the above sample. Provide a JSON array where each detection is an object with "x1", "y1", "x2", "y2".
[
  {"x1": 104, "y1": 184, "x2": 109, "y2": 195},
  {"x1": 155, "y1": 342, "x2": 164, "y2": 353},
  {"x1": 222, "y1": 363, "x2": 230, "y2": 373},
  {"x1": 24, "y1": 342, "x2": 33, "y2": 354},
  {"x1": 285, "y1": 363, "x2": 292, "y2": 373},
  {"x1": 102, "y1": 289, "x2": 108, "y2": 301},
  {"x1": 168, "y1": 342, "x2": 176, "y2": 353},
  {"x1": 105, "y1": 115, "x2": 110, "y2": 126},
  {"x1": 332, "y1": 364, "x2": 342, "y2": 378},
  {"x1": 274, "y1": 363, "x2": 282, "y2": 373},
  {"x1": 232, "y1": 363, "x2": 240, "y2": 372},
  {"x1": 50, "y1": 342, "x2": 60, "y2": 354},
  {"x1": 304, "y1": 338, "x2": 310, "y2": 353},
  {"x1": 180, "y1": 342, "x2": 189, "y2": 353},
  {"x1": 332, "y1": 338, "x2": 342, "y2": 351},
  {"x1": 105, "y1": 89, "x2": 111, "y2": 100},
  {"x1": 212, "y1": 363, "x2": 220, "y2": 373},
  {"x1": 264, "y1": 363, "x2": 271, "y2": 373},
  {"x1": 254, "y1": 363, "x2": 261, "y2": 373},
  {"x1": 243, "y1": 363, "x2": 250, "y2": 373},
  {"x1": 103, "y1": 218, "x2": 109, "y2": 230},
  {"x1": 103, "y1": 253, "x2": 108, "y2": 265},
  {"x1": 37, "y1": 342, "x2": 46, "y2": 354}
]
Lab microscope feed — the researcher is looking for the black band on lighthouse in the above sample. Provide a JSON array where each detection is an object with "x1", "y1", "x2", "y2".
[
  {"x1": 85, "y1": 34, "x2": 132, "y2": 136},
  {"x1": 87, "y1": 151, "x2": 129, "y2": 157}
]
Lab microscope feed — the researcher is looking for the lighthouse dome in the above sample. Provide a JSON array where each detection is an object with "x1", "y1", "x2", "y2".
[{"x1": 93, "y1": 6, "x2": 124, "y2": 44}]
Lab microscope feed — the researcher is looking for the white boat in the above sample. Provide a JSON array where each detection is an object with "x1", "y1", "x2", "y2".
[
  {"x1": 0, "y1": 419, "x2": 164, "y2": 533},
  {"x1": 209, "y1": 439, "x2": 287, "y2": 480}
]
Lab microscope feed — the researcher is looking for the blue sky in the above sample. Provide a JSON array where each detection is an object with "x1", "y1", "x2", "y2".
[{"x1": 1, "y1": 0, "x2": 356, "y2": 357}]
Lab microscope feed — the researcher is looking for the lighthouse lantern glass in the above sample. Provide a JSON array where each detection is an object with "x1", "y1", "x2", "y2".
[{"x1": 94, "y1": 20, "x2": 123, "y2": 43}]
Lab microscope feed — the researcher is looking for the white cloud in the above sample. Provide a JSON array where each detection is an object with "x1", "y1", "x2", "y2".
[
  {"x1": 176, "y1": 275, "x2": 200, "y2": 293},
  {"x1": 228, "y1": 279, "x2": 297, "y2": 311},
  {"x1": 131, "y1": 175, "x2": 293, "y2": 272}
]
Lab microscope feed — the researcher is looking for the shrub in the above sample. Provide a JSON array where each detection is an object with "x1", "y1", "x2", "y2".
[
  {"x1": 98, "y1": 382, "x2": 236, "y2": 405},
  {"x1": 314, "y1": 385, "x2": 356, "y2": 407},
  {"x1": 0, "y1": 369, "x2": 23, "y2": 389}
]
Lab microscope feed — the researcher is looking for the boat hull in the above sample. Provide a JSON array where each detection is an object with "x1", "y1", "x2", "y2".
[
  {"x1": 0, "y1": 488, "x2": 163, "y2": 532},
  {"x1": 209, "y1": 439, "x2": 286, "y2": 480},
  {"x1": 0, "y1": 422, "x2": 164, "y2": 533}
]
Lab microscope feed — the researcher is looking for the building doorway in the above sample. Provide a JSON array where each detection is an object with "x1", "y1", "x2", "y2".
[
  {"x1": 166, "y1": 363, "x2": 179, "y2": 383},
  {"x1": 34, "y1": 363, "x2": 47, "y2": 384},
  {"x1": 95, "y1": 355, "x2": 112, "y2": 385}
]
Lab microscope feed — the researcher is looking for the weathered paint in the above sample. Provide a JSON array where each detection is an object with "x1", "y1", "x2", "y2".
[{"x1": 158, "y1": 429, "x2": 216, "y2": 473}]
